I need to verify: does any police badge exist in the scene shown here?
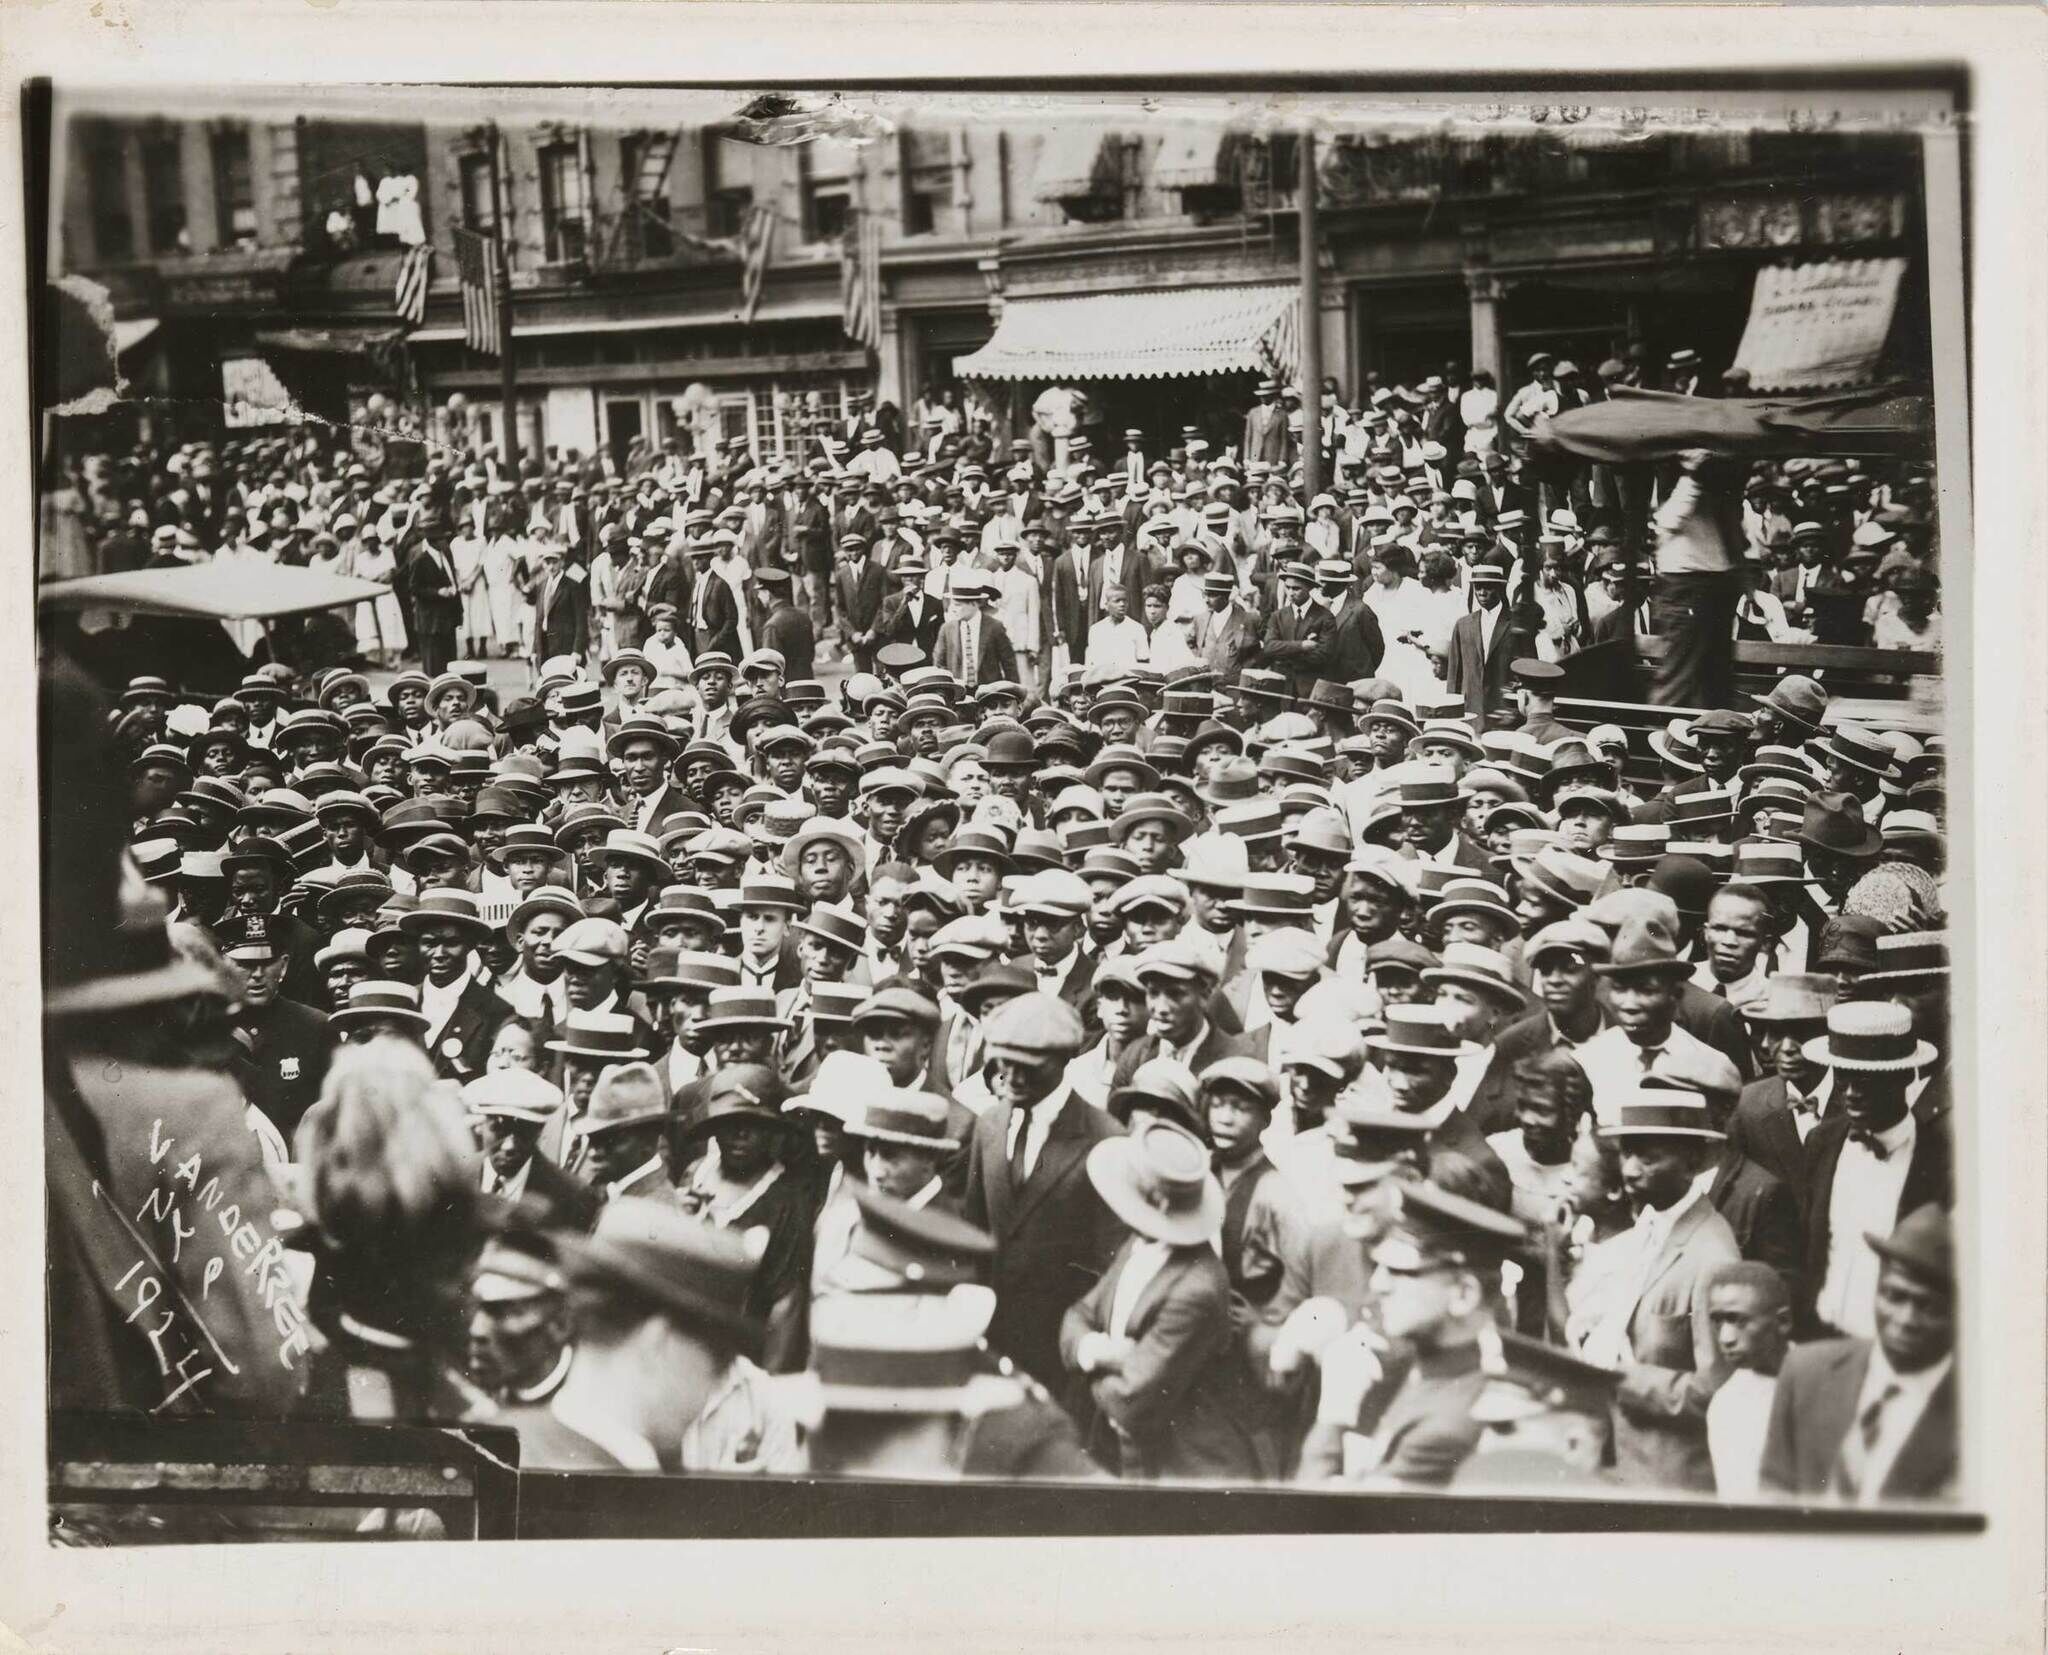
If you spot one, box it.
[279,1056,302,1080]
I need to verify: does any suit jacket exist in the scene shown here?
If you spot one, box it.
[1201,603,1258,681]
[1728,1078,1818,1216]
[1675,983,1757,1082]
[1442,606,1517,721]
[1242,403,1289,467]
[1798,1113,1953,1334]
[1261,601,1335,698]
[1049,550,1090,656]
[425,974,512,1084]
[961,1089,1128,1392]
[879,589,945,661]
[685,569,742,660]
[1058,1240,1262,1481]
[1709,1151,1805,1306]
[535,570,591,660]
[1758,1337,1958,1503]
[1086,545,1154,622]
[1461,1011,1599,1138]
[934,613,1020,689]
[1109,1023,1263,1090]
[1607,1196,1741,1495]
[1311,595,1387,684]
[760,603,816,680]
[408,540,463,626]
[833,560,889,640]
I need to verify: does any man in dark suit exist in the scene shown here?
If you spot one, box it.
[1464,920,1612,1136]
[933,576,1019,689]
[1199,576,1259,682]
[1759,1204,1957,1503]
[1442,563,1516,723]
[960,994,1127,1393]
[533,543,591,664]
[1307,563,1387,684]
[832,532,888,673]
[1726,973,1839,1206]
[1242,379,1289,467]
[684,543,742,662]
[404,892,511,1084]
[1796,1005,1953,1339]
[878,561,944,664]
[1258,568,1334,701]
[1085,531,1153,629]
[407,529,464,676]
[1047,518,1093,669]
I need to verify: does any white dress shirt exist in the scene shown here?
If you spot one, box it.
[1576,1021,1720,1126]
[1005,1085,1073,1182]
[1706,1366,1779,1500]
[1574,1171,1714,1368]
[1816,1111,1916,1337]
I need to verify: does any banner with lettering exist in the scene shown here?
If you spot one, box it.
[1730,257,1907,393]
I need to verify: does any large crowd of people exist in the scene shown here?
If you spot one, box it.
[43,346,1957,1510]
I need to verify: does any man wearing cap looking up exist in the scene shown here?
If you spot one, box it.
[1566,1085,1740,1493]
[1759,1204,1956,1503]
[550,916,660,1053]
[960,992,1127,1392]
[1113,935,1261,1088]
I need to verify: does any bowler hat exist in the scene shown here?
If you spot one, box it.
[1864,1203,1953,1290]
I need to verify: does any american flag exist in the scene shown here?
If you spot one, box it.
[738,202,776,326]
[452,226,503,356]
[392,243,432,327]
[840,210,882,350]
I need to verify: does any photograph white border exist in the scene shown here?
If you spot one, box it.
[0,7,2040,1651]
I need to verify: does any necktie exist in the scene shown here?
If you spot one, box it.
[1639,1044,1659,1072]
[962,620,978,686]
[1838,1381,1901,1500]
[1008,1106,1033,1188]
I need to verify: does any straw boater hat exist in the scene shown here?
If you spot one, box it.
[796,1284,1017,1417]
[1086,1119,1225,1247]
[1801,1001,1937,1073]
[329,980,432,1036]
[694,986,792,1037]
[1364,1003,1483,1062]
[544,1009,652,1062]
[847,1089,962,1153]
[1597,1086,1727,1142]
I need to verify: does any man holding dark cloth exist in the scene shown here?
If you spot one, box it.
[1650,450,1745,709]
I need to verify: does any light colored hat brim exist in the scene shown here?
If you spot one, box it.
[1086,1140,1224,1246]
[1361,1033,1484,1061]
[331,1007,432,1034]
[1800,1034,1938,1071]
[544,1039,654,1059]
[813,1373,1022,1417]
[845,1123,961,1152]
[691,1016,791,1036]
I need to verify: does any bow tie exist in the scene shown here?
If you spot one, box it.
[1848,1127,1893,1161]
[1787,1092,1820,1120]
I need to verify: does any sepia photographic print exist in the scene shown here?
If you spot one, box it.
[9,9,2045,1650]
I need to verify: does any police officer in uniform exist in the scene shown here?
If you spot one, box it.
[217,910,331,1138]
[1295,1179,1526,1487]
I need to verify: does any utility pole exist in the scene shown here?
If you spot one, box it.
[486,121,520,474]
[1297,128,1322,502]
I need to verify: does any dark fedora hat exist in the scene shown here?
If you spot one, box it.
[1795,791,1882,858]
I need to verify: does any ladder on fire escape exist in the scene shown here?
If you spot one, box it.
[602,127,685,265]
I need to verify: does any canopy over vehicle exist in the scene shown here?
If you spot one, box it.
[1533,383,1933,464]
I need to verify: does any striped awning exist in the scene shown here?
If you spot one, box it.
[1152,128,1233,193]
[1030,128,1123,203]
[953,283,1300,382]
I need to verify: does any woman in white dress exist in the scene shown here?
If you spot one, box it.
[1363,542,1456,703]
[451,524,495,657]
[481,522,525,657]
